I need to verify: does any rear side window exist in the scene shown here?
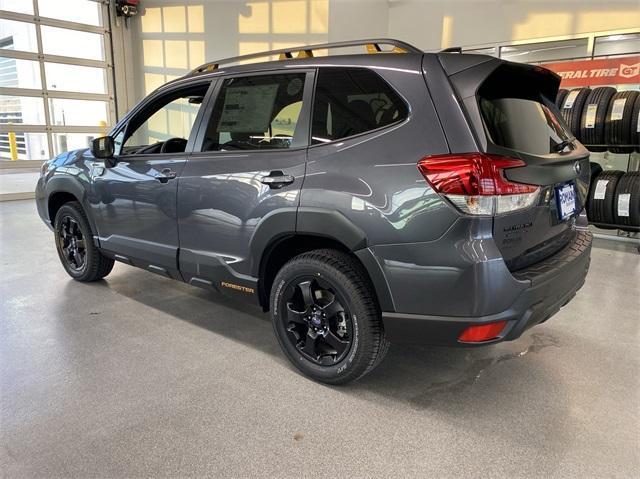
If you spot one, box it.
[311,68,408,144]
[478,65,572,155]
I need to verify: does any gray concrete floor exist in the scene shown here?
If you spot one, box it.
[1,199,639,478]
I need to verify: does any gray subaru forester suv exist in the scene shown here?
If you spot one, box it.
[36,39,592,384]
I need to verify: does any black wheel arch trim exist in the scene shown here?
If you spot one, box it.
[45,176,98,236]
[250,207,367,276]
[249,207,299,276]
[296,207,367,250]
[251,207,394,312]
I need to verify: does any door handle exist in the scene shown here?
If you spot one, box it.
[156,168,177,183]
[261,171,294,189]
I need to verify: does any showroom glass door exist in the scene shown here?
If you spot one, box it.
[0,0,115,164]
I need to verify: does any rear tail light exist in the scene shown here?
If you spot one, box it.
[417,153,540,215]
[458,320,507,343]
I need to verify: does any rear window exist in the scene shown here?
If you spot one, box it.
[477,63,572,155]
[311,68,408,144]
[480,97,572,155]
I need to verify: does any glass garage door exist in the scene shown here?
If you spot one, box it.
[0,0,115,162]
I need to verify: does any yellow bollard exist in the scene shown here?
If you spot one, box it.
[8,130,18,161]
[99,120,108,137]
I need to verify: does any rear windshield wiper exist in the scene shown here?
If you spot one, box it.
[553,137,576,152]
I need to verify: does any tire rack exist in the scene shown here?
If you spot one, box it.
[587,147,640,253]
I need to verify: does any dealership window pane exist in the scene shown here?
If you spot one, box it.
[41,26,105,61]
[0,19,37,53]
[52,133,99,156]
[37,0,102,26]
[0,56,41,89]
[594,33,640,57]
[0,132,48,160]
[0,0,34,14]
[49,98,109,126]
[0,96,46,124]
[45,63,107,94]
[500,38,589,63]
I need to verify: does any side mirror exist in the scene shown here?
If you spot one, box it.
[91,136,115,160]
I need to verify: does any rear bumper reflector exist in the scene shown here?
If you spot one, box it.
[458,320,507,343]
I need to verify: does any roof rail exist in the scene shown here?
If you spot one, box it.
[188,38,422,75]
[440,47,463,53]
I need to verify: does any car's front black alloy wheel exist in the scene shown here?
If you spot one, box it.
[54,201,114,282]
[283,277,353,366]
[57,215,86,271]
[271,249,389,384]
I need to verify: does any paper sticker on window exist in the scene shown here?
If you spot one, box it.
[617,193,630,217]
[584,104,597,129]
[610,98,626,121]
[593,179,609,200]
[217,84,279,133]
[563,90,580,109]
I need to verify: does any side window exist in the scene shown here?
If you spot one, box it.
[311,68,408,144]
[201,73,306,151]
[121,84,209,155]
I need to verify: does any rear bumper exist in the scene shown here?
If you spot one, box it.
[379,228,592,346]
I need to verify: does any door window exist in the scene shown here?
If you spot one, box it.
[311,68,408,144]
[121,84,208,155]
[200,73,306,151]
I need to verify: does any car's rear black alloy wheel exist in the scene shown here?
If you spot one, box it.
[57,215,86,271]
[283,277,353,366]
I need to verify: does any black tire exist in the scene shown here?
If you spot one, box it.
[559,87,590,141]
[270,249,389,384]
[604,90,639,153]
[580,87,616,152]
[587,170,624,225]
[631,94,640,153]
[613,171,640,228]
[589,162,603,183]
[54,201,114,282]
[555,89,569,109]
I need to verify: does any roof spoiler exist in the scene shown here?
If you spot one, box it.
[440,47,463,54]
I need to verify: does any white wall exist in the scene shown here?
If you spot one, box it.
[328,0,388,42]
[122,0,638,110]
[387,0,640,50]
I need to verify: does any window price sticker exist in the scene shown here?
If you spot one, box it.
[610,98,626,121]
[563,90,580,109]
[617,193,631,217]
[593,179,609,200]
[585,104,597,128]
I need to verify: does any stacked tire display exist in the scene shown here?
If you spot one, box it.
[587,169,640,231]
[558,87,591,142]
[555,89,569,110]
[555,86,640,152]
[604,91,639,153]
[580,87,617,152]
[632,95,640,152]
